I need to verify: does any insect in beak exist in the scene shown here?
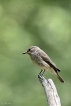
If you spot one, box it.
[22,51,27,54]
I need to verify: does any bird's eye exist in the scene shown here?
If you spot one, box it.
[28,49,31,51]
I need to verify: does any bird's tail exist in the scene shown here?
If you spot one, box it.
[57,74,64,83]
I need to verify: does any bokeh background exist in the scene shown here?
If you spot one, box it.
[0,0,71,106]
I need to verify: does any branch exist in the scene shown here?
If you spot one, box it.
[38,74,61,106]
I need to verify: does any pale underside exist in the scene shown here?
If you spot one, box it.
[30,54,57,76]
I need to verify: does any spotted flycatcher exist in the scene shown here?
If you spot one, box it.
[22,46,64,83]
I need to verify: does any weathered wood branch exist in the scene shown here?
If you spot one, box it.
[38,74,61,106]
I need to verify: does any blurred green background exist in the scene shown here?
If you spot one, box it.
[0,0,71,106]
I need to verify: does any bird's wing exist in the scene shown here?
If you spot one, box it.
[38,50,60,73]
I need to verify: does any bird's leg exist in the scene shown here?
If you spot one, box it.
[39,69,45,76]
[39,70,43,75]
[42,69,45,75]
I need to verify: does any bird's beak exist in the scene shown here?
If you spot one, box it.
[22,51,27,54]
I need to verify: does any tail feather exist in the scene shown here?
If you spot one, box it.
[52,66,61,72]
[57,74,64,83]
[56,68,61,72]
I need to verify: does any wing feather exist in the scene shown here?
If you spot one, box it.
[38,49,60,73]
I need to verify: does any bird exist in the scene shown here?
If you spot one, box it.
[22,46,64,83]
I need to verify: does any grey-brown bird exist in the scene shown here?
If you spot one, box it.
[22,46,64,83]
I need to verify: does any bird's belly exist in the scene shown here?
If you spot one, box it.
[33,60,46,69]
[31,56,50,69]
[30,55,56,74]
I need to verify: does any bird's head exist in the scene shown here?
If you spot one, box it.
[22,46,40,55]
